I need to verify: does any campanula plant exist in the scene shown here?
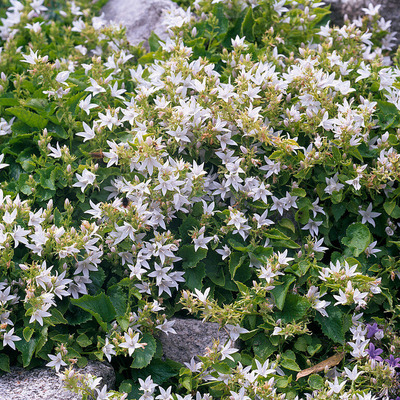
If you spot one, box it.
[0,0,400,399]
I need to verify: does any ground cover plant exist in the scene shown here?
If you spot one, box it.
[0,0,400,399]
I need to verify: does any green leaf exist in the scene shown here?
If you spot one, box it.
[205,260,225,287]
[281,357,300,371]
[384,201,400,218]
[213,362,231,374]
[148,31,161,52]
[6,106,48,129]
[0,97,19,106]
[295,207,309,225]
[0,354,10,372]
[307,342,322,356]
[184,263,206,290]
[377,99,399,115]
[214,3,229,35]
[241,7,254,42]
[229,252,246,280]
[77,334,92,347]
[23,326,34,342]
[275,376,290,388]
[108,285,128,317]
[179,215,200,243]
[315,305,351,344]
[131,358,181,385]
[294,336,308,352]
[131,334,157,369]
[331,203,346,222]
[25,98,48,112]
[54,208,62,227]
[275,294,311,323]
[279,218,296,233]
[308,374,324,390]
[251,333,276,360]
[71,293,116,331]
[35,326,48,356]
[119,380,132,395]
[264,228,289,240]
[66,306,92,325]
[341,222,371,257]
[291,187,306,197]
[179,245,207,269]
[271,275,296,310]
[38,168,56,190]
[48,307,68,325]
[272,239,300,249]
[15,335,38,367]
[332,146,341,162]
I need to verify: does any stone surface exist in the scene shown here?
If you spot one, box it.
[158,318,231,364]
[325,0,400,46]
[101,0,178,49]
[0,361,115,400]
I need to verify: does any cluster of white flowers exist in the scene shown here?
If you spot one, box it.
[0,0,400,399]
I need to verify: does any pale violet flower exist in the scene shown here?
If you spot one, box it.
[0,154,9,169]
[119,328,145,356]
[46,352,67,372]
[358,203,381,227]
[2,327,21,350]
[78,94,98,115]
[72,169,96,192]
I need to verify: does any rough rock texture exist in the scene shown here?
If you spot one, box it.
[158,318,231,364]
[325,0,400,46]
[101,0,178,48]
[0,361,115,400]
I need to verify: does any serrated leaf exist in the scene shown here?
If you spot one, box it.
[281,358,300,371]
[251,333,276,360]
[341,222,371,257]
[213,362,231,374]
[71,293,116,331]
[294,336,308,352]
[184,263,206,290]
[229,252,245,280]
[23,326,34,342]
[279,218,296,233]
[148,31,161,52]
[264,228,289,240]
[179,245,207,269]
[275,294,310,323]
[206,260,225,287]
[308,374,325,389]
[108,285,128,317]
[6,106,48,129]
[77,333,92,347]
[384,201,400,218]
[271,275,296,310]
[131,334,157,369]
[0,97,19,106]
[48,307,68,325]
[15,335,38,367]
[291,187,306,197]
[38,168,56,190]
[315,305,351,344]
[241,6,254,41]
[0,354,10,372]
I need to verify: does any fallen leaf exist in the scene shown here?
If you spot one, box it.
[296,352,345,381]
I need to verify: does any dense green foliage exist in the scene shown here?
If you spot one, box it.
[0,0,400,399]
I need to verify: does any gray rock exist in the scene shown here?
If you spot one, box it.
[158,318,231,364]
[0,361,115,400]
[101,0,178,49]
